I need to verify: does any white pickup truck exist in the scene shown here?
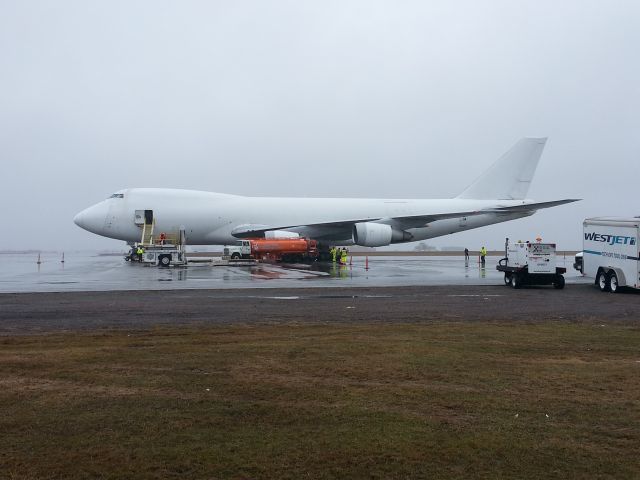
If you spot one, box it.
[583,217,640,293]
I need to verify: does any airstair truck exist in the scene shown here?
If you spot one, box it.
[583,217,640,293]
[497,239,566,289]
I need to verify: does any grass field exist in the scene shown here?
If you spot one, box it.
[1,322,639,479]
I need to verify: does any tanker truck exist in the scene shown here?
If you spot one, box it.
[223,238,319,263]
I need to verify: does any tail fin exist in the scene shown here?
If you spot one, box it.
[456,137,547,200]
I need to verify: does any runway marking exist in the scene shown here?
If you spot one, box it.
[447,294,503,297]
[263,296,301,300]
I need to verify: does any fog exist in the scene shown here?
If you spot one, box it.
[1,1,638,251]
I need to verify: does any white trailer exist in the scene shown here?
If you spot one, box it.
[583,217,640,293]
[496,239,566,289]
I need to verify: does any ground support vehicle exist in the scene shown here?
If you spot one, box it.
[496,239,565,289]
[126,243,187,267]
[223,238,319,263]
[583,217,640,293]
[125,224,187,267]
[143,244,186,267]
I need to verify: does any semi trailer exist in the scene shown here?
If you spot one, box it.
[583,217,640,293]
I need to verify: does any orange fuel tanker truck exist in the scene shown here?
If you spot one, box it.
[224,238,319,262]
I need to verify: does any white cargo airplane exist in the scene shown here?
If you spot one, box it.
[74,138,577,248]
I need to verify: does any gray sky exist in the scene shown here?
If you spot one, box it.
[1,0,638,251]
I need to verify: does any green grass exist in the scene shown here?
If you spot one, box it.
[1,322,639,479]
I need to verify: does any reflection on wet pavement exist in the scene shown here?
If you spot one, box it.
[0,253,587,293]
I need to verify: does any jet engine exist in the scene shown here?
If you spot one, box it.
[352,222,412,247]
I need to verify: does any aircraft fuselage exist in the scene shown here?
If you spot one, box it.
[74,188,532,245]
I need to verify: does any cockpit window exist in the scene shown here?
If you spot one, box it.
[109,193,124,199]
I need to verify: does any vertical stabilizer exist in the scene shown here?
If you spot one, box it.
[456,137,547,200]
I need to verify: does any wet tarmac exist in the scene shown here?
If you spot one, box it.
[0,252,587,293]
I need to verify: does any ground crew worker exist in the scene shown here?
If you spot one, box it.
[159,232,166,245]
[464,248,469,262]
[340,248,348,265]
[480,246,487,267]
[330,246,337,263]
[136,245,144,262]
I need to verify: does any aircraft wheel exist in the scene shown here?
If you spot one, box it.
[597,270,609,292]
[553,275,565,289]
[609,272,619,293]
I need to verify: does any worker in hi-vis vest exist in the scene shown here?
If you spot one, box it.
[480,246,487,266]
[136,246,144,262]
[330,247,337,263]
[340,248,348,265]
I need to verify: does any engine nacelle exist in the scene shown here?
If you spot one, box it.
[265,230,300,239]
[352,222,412,247]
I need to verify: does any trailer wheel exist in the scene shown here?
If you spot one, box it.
[231,252,241,260]
[597,270,609,292]
[510,273,521,289]
[159,255,171,267]
[504,273,511,285]
[553,274,565,289]
[608,272,619,293]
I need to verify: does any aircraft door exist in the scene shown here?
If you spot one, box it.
[134,210,154,225]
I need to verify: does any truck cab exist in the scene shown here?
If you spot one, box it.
[223,240,252,260]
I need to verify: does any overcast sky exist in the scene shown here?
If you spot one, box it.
[1,0,638,251]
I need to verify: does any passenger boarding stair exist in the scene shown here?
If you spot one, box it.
[141,220,155,245]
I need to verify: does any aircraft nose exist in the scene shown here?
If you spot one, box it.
[73,204,106,233]
[73,210,86,228]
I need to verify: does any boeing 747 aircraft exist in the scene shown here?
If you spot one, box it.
[74,138,578,248]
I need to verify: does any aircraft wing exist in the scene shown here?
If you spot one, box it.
[232,211,487,239]
[484,198,580,213]
[390,199,580,229]
[231,199,580,239]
